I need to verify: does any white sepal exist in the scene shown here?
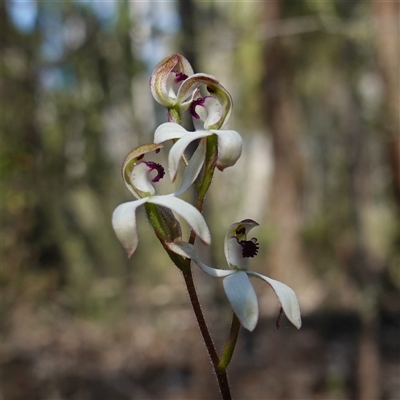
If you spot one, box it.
[112,198,149,258]
[168,131,211,182]
[167,241,233,277]
[154,122,189,144]
[212,129,242,171]
[248,271,302,329]
[174,140,206,197]
[223,271,259,331]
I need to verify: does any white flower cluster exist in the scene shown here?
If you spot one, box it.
[112,54,301,331]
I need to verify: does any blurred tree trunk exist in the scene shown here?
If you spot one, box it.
[340,86,382,400]
[177,0,197,70]
[355,3,400,399]
[261,0,314,305]
[2,1,65,291]
[373,0,400,206]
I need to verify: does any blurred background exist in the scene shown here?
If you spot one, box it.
[2,0,399,399]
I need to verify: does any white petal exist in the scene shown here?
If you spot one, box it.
[148,195,211,245]
[154,122,189,144]
[248,271,302,329]
[223,272,259,331]
[211,130,242,171]
[129,162,156,196]
[196,97,223,130]
[174,139,206,197]
[112,198,149,258]
[167,241,233,277]
[168,130,211,182]
[225,237,250,270]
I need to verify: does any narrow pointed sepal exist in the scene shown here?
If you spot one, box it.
[154,122,189,144]
[223,271,259,331]
[174,140,206,196]
[167,241,233,277]
[111,198,149,258]
[168,131,211,182]
[249,271,302,329]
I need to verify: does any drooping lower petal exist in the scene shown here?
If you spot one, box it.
[212,129,242,171]
[174,139,206,197]
[167,241,233,278]
[248,271,302,329]
[223,271,259,331]
[112,198,149,258]
[168,130,211,182]
[148,195,211,245]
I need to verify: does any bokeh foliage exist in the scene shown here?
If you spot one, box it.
[2,1,399,399]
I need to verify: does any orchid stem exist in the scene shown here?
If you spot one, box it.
[168,108,232,399]
[182,267,232,400]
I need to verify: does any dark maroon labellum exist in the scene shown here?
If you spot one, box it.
[144,161,165,182]
[174,72,188,83]
[189,97,205,119]
[237,237,259,258]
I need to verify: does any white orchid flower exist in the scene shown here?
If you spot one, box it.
[168,219,301,332]
[150,53,225,111]
[154,91,242,183]
[112,143,211,258]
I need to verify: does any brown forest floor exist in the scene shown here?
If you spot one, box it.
[2,299,399,400]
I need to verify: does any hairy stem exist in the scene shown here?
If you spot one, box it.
[167,108,232,399]
[182,268,232,400]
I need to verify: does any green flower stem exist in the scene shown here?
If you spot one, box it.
[198,134,218,199]
[218,313,241,372]
[189,135,218,245]
[168,107,181,124]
